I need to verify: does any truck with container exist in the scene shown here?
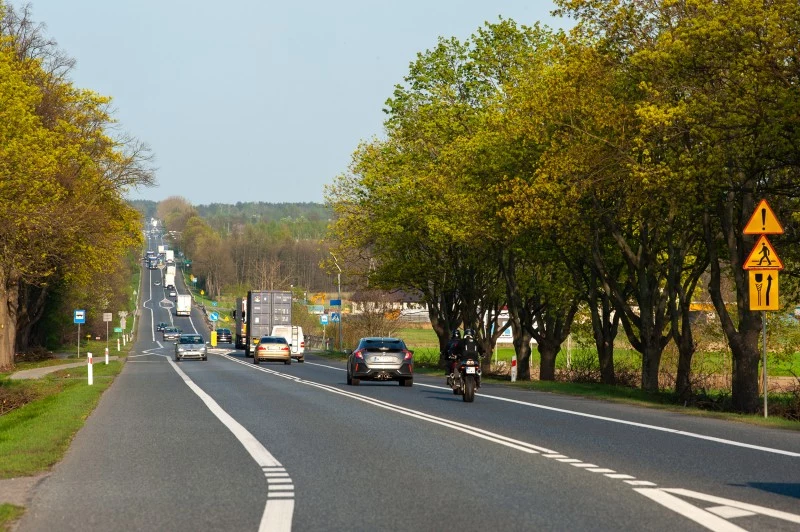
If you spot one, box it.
[165,249,175,263]
[158,245,165,254]
[245,290,292,356]
[233,297,247,350]
[164,272,175,289]
[166,264,176,277]
[176,294,192,316]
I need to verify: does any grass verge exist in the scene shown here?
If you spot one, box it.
[0,504,24,532]
[0,361,123,478]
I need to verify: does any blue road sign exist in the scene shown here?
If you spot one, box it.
[320,314,329,325]
[209,311,219,322]
[331,312,340,323]
[330,299,341,306]
[74,309,86,324]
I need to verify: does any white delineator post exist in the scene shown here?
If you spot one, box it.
[117,338,120,352]
[88,352,93,385]
[511,355,518,382]
[105,346,109,365]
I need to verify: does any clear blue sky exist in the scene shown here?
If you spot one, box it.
[20,1,568,205]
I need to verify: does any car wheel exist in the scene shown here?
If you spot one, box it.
[298,358,305,363]
[253,355,260,365]
[175,355,180,362]
[351,376,360,386]
[203,356,207,361]
[284,358,291,365]
[401,378,413,387]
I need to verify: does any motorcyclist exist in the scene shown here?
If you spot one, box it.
[445,329,461,385]
[450,328,481,386]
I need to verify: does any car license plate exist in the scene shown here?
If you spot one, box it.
[372,356,392,362]
[465,367,476,374]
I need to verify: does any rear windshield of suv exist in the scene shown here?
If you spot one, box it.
[362,339,405,350]
[217,329,231,334]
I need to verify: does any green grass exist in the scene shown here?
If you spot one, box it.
[0,361,123,478]
[0,504,24,531]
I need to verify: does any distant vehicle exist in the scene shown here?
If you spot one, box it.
[157,322,169,332]
[175,334,207,361]
[154,281,161,286]
[253,336,291,365]
[233,297,247,350]
[271,325,305,362]
[176,294,191,316]
[347,337,413,387]
[215,328,232,343]
[162,327,181,341]
[168,287,177,298]
[245,290,292,356]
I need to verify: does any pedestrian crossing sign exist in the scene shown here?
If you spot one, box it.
[743,235,783,270]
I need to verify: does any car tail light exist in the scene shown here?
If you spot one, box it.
[282,346,290,352]
[403,350,412,361]
[257,344,266,352]
[353,349,365,360]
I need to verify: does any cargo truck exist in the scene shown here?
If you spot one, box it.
[166,264,176,277]
[176,294,191,316]
[165,249,175,263]
[245,290,292,356]
[233,297,247,349]
[164,272,175,289]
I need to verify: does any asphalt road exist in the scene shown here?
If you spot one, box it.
[16,236,800,531]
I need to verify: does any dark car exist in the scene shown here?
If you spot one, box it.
[162,327,181,341]
[157,322,169,332]
[215,328,232,343]
[347,337,413,387]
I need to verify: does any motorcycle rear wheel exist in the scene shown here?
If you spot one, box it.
[463,375,476,402]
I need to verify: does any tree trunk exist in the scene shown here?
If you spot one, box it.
[673,302,696,401]
[0,270,20,370]
[537,339,560,381]
[641,343,663,392]
[589,286,618,385]
[511,323,533,381]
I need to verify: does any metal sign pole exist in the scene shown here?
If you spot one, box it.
[762,310,768,418]
[77,322,81,360]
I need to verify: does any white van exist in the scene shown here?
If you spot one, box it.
[271,325,305,362]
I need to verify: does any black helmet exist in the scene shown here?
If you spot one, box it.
[451,329,461,339]
[464,329,474,339]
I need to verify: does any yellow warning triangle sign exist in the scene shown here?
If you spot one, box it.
[743,235,783,270]
[743,199,783,234]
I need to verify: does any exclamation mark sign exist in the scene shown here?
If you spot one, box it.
[762,208,766,231]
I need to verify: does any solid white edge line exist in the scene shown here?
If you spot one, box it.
[635,489,747,532]
[308,360,800,458]
[167,357,292,532]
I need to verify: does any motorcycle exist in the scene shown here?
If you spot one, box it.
[448,354,481,402]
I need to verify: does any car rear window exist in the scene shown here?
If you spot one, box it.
[217,329,231,334]
[259,337,286,344]
[362,339,405,350]
[180,336,203,344]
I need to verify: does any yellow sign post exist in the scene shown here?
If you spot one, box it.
[743,199,782,418]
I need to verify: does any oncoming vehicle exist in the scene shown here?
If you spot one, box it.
[215,328,232,343]
[156,322,169,332]
[347,337,413,387]
[253,336,291,365]
[175,334,207,361]
[162,327,181,341]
